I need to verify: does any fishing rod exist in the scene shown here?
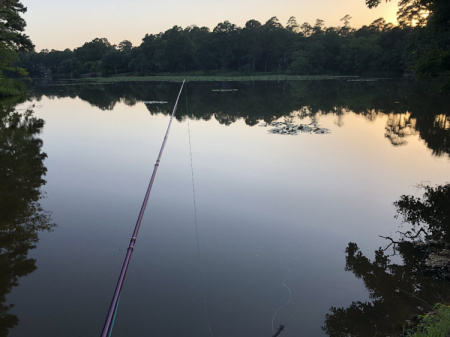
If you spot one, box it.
[101,80,186,337]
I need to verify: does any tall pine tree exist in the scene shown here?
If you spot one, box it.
[0,0,34,96]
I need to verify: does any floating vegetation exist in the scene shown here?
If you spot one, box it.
[259,121,330,135]
[87,74,358,83]
[211,89,238,92]
[143,101,168,104]
[346,78,389,82]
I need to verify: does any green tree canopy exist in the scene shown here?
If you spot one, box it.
[365,0,450,30]
[0,0,33,96]
[74,37,113,63]
[0,0,33,51]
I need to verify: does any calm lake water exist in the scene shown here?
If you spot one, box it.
[3,80,450,337]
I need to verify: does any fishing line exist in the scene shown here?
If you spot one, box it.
[271,264,293,333]
[186,84,200,260]
[185,84,215,337]
[101,80,186,337]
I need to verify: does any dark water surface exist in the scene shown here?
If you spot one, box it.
[2,80,450,337]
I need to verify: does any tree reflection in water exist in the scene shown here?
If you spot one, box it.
[323,184,450,337]
[384,112,417,146]
[31,80,450,157]
[0,101,55,337]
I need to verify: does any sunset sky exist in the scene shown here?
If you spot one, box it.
[23,0,399,51]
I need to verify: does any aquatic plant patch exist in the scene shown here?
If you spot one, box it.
[211,89,238,92]
[143,101,168,104]
[259,121,331,135]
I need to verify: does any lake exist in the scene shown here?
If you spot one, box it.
[2,79,450,337]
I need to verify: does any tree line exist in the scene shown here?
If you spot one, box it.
[15,12,449,80]
[2,0,449,93]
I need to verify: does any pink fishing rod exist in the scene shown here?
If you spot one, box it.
[101,80,186,337]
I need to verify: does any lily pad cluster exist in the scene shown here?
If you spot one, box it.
[211,89,238,92]
[143,101,168,104]
[259,121,330,135]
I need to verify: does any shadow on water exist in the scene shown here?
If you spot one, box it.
[0,98,55,337]
[323,183,450,337]
[31,79,450,157]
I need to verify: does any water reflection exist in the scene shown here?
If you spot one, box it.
[31,80,450,157]
[0,100,55,337]
[19,80,450,337]
[323,184,450,336]
[385,112,417,146]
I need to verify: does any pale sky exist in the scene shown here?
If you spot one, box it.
[23,0,399,51]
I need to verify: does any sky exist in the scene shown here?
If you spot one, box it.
[23,0,399,51]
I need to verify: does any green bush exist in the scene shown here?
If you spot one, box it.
[0,78,26,97]
[408,304,450,337]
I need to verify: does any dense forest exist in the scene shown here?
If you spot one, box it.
[0,0,448,91]
[17,16,406,77]
[14,0,450,83]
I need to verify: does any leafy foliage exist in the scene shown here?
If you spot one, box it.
[407,304,450,337]
[365,0,450,87]
[0,0,33,96]
[0,0,33,52]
